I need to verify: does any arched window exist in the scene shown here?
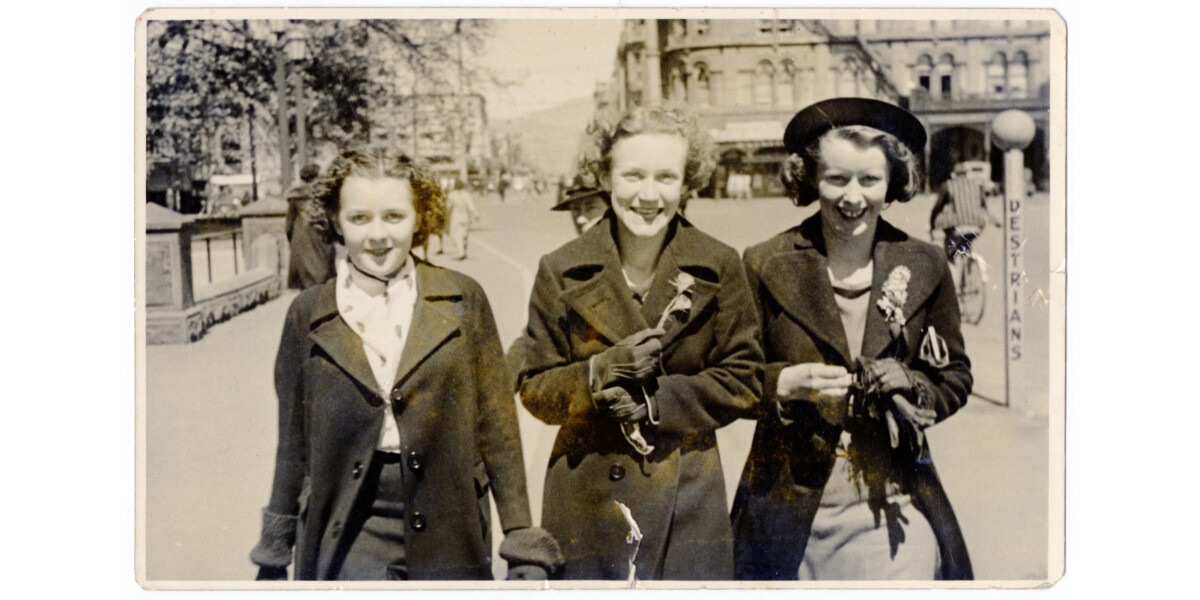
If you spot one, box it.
[755,60,774,107]
[937,53,955,99]
[987,51,1008,99]
[691,62,712,106]
[914,54,933,94]
[669,65,686,102]
[1008,51,1029,99]
[776,59,796,109]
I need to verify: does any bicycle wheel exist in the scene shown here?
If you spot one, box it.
[958,255,986,325]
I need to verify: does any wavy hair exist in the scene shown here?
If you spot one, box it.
[780,125,922,207]
[312,147,448,248]
[578,105,716,193]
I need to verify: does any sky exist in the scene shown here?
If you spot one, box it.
[475,19,624,121]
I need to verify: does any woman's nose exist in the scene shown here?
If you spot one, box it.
[842,181,865,205]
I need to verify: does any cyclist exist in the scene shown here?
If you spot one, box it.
[929,166,1002,290]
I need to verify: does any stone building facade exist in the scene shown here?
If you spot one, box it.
[605,18,1051,197]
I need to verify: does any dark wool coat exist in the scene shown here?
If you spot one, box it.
[517,215,764,580]
[284,184,335,290]
[730,215,974,581]
[259,260,532,580]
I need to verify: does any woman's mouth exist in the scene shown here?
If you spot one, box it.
[633,205,661,221]
[836,203,868,220]
[365,247,393,260]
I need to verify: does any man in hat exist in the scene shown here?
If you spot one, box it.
[553,174,609,235]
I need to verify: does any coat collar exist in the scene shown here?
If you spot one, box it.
[759,214,942,364]
[307,259,463,395]
[557,214,722,348]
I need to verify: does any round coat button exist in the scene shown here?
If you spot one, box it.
[351,462,364,479]
[609,465,625,481]
[407,452,424,472]
[409,512,427,532]
[390,388,405,403]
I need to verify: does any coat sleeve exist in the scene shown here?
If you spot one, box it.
[516,256,595,426]
[466,281,533,533]
[250,296,309,569]
[649,250,765,434]
[909,259,973,423]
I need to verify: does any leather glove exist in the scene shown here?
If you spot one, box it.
[589,328,665,392]
[591,386,649,422]
[865,358,917,395]
[507,564,549,580]
[256,566,288,581]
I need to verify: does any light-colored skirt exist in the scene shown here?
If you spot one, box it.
[799,435,938,581]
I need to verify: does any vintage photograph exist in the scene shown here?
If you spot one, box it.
[137,7,1064,588]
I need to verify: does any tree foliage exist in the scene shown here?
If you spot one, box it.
[145,18,495,181]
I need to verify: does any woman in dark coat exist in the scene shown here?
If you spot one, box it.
[516,106,764,580]
[250,148,561,581]
[731,98,973,581]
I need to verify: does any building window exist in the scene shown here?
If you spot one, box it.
[776,59,796,109]
[754,61,774,107]
[1008,51,1029,99]
[695,20,710,35]
[936,54,955,100]
[670,65,686,102]
[914,54,933,94]
[987,51,1008,99]
[691,63,712,106]
[759,19,774,33]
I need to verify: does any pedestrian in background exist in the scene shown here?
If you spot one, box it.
[515,106,763,580]
[552,172,609,235]
[731,98,973,581]
[285,164,335,289]
[446,179,478,260]
[251,148,562,581]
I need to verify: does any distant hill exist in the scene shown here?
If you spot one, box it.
[493,95,597,178]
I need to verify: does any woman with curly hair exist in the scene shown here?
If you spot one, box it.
[731,98,973,580]
[515,106,764,580]
[250,147,562,581]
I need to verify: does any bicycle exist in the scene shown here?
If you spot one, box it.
[938,226,987,326]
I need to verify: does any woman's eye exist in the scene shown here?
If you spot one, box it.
[384,212,407,223]
[860,175,881,185]
[825,175,848,185]
[347,214,370,225]
[657,172,680,183]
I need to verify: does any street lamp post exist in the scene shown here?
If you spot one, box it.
[269,20,291,195]
[286,28,308,172]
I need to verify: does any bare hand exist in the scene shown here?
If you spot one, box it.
[777,363,852,402]
[892,394,936,429]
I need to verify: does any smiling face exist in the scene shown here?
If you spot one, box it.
[335,176,417,280]
[606,133,689,239]
[815,135,891,243]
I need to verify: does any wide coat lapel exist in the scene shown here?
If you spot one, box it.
[757,217,853,366]
[557,217,651,345]
[861,219,943,359]
[393,261,463,387]
[648,220,722,352]
[307,282,381,396]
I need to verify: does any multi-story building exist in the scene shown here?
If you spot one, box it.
[368,92,492,186]
[604,18,1051,197]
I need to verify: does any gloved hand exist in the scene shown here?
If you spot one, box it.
[591,386,649,422]
[589,328,665,392]
[864,359,936,428]
[256,565,288,581]
[499,527,564,580]
[507,564,549,580]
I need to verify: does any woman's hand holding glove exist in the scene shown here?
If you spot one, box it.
[865,358,936,428]
[592,386,649,422]
[776,363,853,426]
[589,328,665,392]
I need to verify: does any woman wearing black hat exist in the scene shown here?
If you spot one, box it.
[730,98,973,580]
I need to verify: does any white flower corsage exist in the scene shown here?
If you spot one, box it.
[877,265,911,336]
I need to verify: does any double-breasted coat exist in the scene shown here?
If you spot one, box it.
[257,260,533,580]
[730,215,974,580]
[517,215,764,580]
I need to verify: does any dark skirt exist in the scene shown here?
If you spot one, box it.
[334,451,409,581]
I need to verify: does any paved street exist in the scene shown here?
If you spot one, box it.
[144,189,1053,582]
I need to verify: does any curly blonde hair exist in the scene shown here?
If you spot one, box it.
[577,105,716,193]
[313,147,448,248]
[781,126,922,207]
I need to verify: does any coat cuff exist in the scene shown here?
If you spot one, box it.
[499,526,565,576]
[249,508,298,569]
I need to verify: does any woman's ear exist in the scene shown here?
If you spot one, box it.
[598,170,611,192]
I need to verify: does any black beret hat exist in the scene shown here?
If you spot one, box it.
[784,97,927,155]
